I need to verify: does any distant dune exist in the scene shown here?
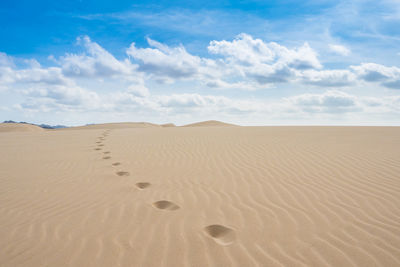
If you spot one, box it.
[182,120,238,127]
[59,122,161,130]
[161,123,176,127]
[0,123,44,132]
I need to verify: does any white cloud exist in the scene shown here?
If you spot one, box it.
[208,34,322,85]
[287,90,359,113]
[127,37,209,80]
[209,34,322,70]
[329,44,351,56]
[60,36,136,78]
[0,52,15,67]
[2,35,400,95]
[125,34,325,88]
[14,67,72,85]
[2,34,400,125]
[155,93,263,116]
[208,33,275,65]
[204,79,268,90]
[23,85,101,108]
[126,83,149,97]
[0,59,72,87]
[351,63,400,81]
[351,63,400,89]
[0,66,15,86]
[301,69,356,87]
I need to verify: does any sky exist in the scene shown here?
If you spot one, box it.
[1,0,400,126]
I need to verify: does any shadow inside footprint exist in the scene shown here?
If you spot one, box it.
[203,225,236,246]
[136,182,151,189]
[152,200,180,211]
[112,162,121,166]
[95,148,101,150]
[116,171,129,176]
[98,144,104,147]
[103,156,111,159]
[103,151,110,154]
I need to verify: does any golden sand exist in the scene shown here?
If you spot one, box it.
[1,123,400,266]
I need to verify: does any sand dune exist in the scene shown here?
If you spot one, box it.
[161,123,176,127]
[182,120,238,127]
[60,122,161,130]
[1,126,400,266]
[0,123,44,132]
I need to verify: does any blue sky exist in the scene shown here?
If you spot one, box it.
[1,0,400,125]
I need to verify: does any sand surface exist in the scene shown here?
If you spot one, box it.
[0,123,44,132]
[1,126,400,266]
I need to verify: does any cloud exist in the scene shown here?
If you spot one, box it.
[329,44,351,56]
[208,34,322,85]
[383,80,400,89]
[2,34,400,126]
[125,33,327,88]
[14,67,72,85]
[23,85,101,108]
[47,33,399,92]
[208,34,322,70]
[208,33,275,65]
[204,79,267,90]
[301,69,356,87]
[287,90,359,113]
[351,63,400,89]
[127,38,201,80]
[155,93,263,116]
[0,54,72,87]
[60,36,136,78]
[0,52,14,67]
[351,63,400,81]
[127,37,223,84]
[3,34,400,95]
[0,66,15,86]
[126,83,149,97]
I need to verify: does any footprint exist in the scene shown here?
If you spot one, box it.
[203,225,236,246]
[98,144,104,147]
[96,141,102,144]
[152,200,180,211]
[136,182,151,189]
[103,156,111,159]
[103,151,111,154]
[116,171,129,176]
[112,162,121,166]
[95,148,102,150]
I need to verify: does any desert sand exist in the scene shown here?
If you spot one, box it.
[1,123,400,266]
[0,123,44,132]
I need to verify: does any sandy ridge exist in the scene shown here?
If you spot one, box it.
[0,123,44,132]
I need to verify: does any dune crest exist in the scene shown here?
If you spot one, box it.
[0,123,44,132]
[59,122,161,130]
[161,123,176,127]
[182,120,238,127]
